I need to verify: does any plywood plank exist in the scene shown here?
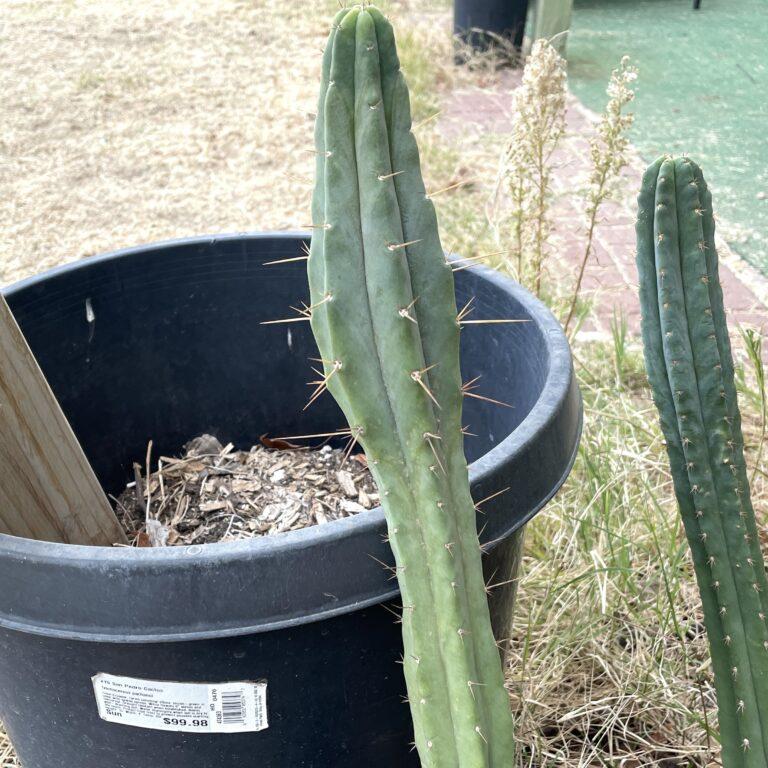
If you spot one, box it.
[0,295,127,545]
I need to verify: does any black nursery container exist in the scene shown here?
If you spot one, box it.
[0,234,581,768]
[454,0,530,56]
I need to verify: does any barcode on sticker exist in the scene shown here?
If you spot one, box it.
[221,692,245,725]
[92,673,268,734]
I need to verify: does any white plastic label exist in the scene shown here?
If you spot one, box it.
[92,673,268,733]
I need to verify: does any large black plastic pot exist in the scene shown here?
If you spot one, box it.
[454,0,530,56]
[0,233,581,767]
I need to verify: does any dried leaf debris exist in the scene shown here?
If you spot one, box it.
[115,435,379,546]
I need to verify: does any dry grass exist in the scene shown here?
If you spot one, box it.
[506,337,768,767]
[509,349,720,767]
[2,0,319,282]
[2,1,767,766]
[0,0,449,286]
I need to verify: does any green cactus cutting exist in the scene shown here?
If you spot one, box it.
[307,6,515,766]
[637,156,768,766]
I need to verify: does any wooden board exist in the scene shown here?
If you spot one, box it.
[0,294,127,545]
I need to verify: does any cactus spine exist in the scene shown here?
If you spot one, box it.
[637,156,768,766]
[308,6,515,766]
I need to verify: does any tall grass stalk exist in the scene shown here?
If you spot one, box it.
[563,56,637,332]
[739,327,767,486]
[491,40,566,295]
[610,307,629,390]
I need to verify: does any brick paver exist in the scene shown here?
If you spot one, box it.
[441,71,768,340]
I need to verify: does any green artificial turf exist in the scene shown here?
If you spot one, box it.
[567,0,768,272]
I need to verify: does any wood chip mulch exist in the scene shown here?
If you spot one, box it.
[114,434,379,546]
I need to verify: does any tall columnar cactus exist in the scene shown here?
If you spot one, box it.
[307,6,515,766]
[637,156,768,766]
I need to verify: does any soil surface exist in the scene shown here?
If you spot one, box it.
[115,434,379,546]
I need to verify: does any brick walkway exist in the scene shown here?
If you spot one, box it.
[441,71,768,340]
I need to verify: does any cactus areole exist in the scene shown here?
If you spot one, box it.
[637,156,768,767]
[308,6,516,766]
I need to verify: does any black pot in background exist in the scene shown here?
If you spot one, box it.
[454,0,530,58]
[0,233,581,768]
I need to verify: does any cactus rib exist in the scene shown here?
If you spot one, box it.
[308,7,514,766]
[637,156,768,766]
